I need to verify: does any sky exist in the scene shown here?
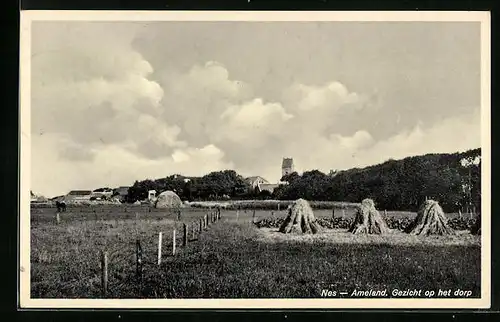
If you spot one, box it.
[30,21,482,197]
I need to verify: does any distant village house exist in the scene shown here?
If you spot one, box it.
[245,176,269,189]
[65,190,93,201]
[244,157,295,195]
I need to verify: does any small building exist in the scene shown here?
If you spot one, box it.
[257,183,279,194]
[30,191,48,203]
[148,190,157,201]
[91,188,113,200]
[245,176,270,189]
[65,190,93,201]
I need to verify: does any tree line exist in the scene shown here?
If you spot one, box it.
[126,148,481,212]
[126,170,253,203]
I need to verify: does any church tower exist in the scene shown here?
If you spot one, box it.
[282,158,294,177]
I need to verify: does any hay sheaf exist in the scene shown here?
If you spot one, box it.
[155,190,183,209]
[406,200,454,236]
[279,198,321,234]
[348,198,389,235]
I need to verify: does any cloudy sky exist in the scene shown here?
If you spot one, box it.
[30,21,481,197]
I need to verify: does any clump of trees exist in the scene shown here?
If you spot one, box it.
[275,148,481,213]
[126,170,250,203]
[125,148,481,213]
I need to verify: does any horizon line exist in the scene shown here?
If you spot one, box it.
[32,147,481,199]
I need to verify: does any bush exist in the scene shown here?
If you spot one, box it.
[254,216,477,231]
[188,200,359,210]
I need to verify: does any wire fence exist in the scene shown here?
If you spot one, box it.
[31,208,224,298]
[30,205,480,298]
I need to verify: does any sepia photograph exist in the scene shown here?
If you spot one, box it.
[19,11,490,309]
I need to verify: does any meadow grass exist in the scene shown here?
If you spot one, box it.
[30,207,481,299]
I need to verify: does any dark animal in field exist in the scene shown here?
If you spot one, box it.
[56,201,67,212]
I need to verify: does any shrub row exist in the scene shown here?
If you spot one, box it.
[32,200,359,211]
[188,200,359,210]
[254,216,477,231]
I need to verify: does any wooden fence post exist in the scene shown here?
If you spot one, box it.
[199,218,203,232]
[100,250,108,297]
[342,209,345,217]
[56,213,60,225]
[183,223,188,247]
[157,232,162,266]
[237,210,240,221]
[278,203,280,211]
[332,208,335,219]
[172,229,176,256]
[192,222,196,240]
[384,209,387,217]
[136,239,143,281]
[218,208,221,219]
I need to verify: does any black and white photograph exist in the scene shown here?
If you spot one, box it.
[19,11,491,309]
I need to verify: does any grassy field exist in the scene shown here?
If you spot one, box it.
[30,206,481,299]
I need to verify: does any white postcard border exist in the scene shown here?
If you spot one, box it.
[19,10,491,309]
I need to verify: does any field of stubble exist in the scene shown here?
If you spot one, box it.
[30,206,481,298]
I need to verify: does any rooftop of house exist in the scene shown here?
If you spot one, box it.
[67,190,93,196]
[245,176,269,183]
[258,183,280,192]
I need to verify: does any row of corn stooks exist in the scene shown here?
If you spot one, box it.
[254,198,481,236]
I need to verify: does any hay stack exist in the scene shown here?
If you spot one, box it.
[349,198,389,234]
[405,200,454,235]
[155,190,182,209]
[279,199,321,234]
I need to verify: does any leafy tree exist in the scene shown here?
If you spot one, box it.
[123,148,480,212]
[280,171,300,183]
[274,148,480,212]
